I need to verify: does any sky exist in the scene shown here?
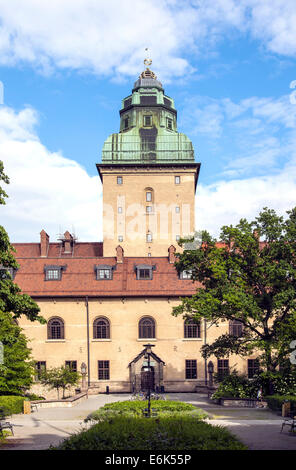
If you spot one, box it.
[0,0,296,243]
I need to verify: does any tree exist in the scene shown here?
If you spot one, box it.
[0,160,45,323]
[0,311,34,395]
[40,366,80,399]
[0,161,45,395]
[172,207,296,390]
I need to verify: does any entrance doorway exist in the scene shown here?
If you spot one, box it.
[141,366,155,392]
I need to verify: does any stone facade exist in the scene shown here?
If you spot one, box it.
[14,64,255,398]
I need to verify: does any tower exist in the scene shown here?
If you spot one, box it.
[97,58,200,257]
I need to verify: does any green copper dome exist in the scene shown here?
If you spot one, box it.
[101,66,195,164]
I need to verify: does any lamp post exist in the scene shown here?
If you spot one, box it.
[208,361,214,388]
[144,343,155,417]
[81,362,87,391]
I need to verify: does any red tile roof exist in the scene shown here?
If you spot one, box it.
[12,243,199,298]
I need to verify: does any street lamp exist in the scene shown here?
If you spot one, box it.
[81,362,87,390]
[143,343,155,417]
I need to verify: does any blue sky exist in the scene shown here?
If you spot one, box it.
[0,0,296,242]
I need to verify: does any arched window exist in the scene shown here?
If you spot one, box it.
[229,320,243,337]
[47,317,64,340]
[93,317,110,339]
[139,316,155,339]
[184,319,200,338]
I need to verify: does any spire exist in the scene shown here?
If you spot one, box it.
[133,49,163,91]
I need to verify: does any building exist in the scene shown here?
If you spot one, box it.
[14,61,254,397]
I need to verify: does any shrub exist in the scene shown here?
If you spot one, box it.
[211,371,257,400]
[51,416,246,450]
[87,399,208,422]
[0,395,27,415]
[265,395,296,412]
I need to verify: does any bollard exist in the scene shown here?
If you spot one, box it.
[282,401,291,417]
[23,400,31,414]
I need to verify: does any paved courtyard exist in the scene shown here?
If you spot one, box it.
[1,393,295,450]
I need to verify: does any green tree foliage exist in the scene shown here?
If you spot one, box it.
[40,366,80,399]
[0,161,45,395]
[173,207,296,377]
[0,311,34,395]
[0,161,45,323]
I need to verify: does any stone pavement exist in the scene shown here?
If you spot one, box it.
[1,392,296,450]
[0,393,132,450]
[167,393,296,450]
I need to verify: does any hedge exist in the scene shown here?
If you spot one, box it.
[51,415,247,450]
[265,395,296,412]
[0,395,28,415]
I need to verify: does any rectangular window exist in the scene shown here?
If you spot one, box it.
[98,360,110,380]
[217,359,229,381]
[185,360,197,379]
[35,361,46,381]
[146,206,152,213]
[175,176,180,184]
[65,361,77,372]
[46,269,60,280]
[248,359,259,379]
[146,191,152,202]
[144,115,152,127]
[176,235,180,241]
[117,176,123,185]
[166,117,173,130]
[180,270,192,279]
[175,206,180,213]
[98,269,111,280]
[139,268,151,279]
[124,117,129,129]
[118,236,123,242]
[184,321,200,339]
[118,207,122,214]
[146,233,153,243]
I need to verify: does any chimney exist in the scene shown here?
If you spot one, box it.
[168,245,176,264]
[40,230,49,257]
[63,231,73,253]
[116,245,124,264]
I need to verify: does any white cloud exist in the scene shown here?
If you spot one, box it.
[196,165,296,238]
[0,1,295,81]
[0,105,101,242]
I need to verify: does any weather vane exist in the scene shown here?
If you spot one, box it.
[144,48,152,68]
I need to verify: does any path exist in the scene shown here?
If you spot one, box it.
[1,392,296,450]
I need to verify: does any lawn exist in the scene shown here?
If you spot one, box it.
[51,399,247,450]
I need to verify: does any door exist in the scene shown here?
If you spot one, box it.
[141,367,155,392]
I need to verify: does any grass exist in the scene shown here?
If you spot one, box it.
[51,399,247,450]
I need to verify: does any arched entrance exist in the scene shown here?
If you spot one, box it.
[141,366,155,392]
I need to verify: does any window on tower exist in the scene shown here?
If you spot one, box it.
[143,115,152,127]
[166,117,173,130]
[123,116,129,130]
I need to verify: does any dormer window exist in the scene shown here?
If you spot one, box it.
[44,265,66,281]
[135,264,155,280]
[0,265,16,280]
[95,265,115,280]
[180,270,192,279]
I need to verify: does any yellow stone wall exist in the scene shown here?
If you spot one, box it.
[100,166,197,257]
[18,296,253,396]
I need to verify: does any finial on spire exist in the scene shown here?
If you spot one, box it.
[144,48,152,68]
